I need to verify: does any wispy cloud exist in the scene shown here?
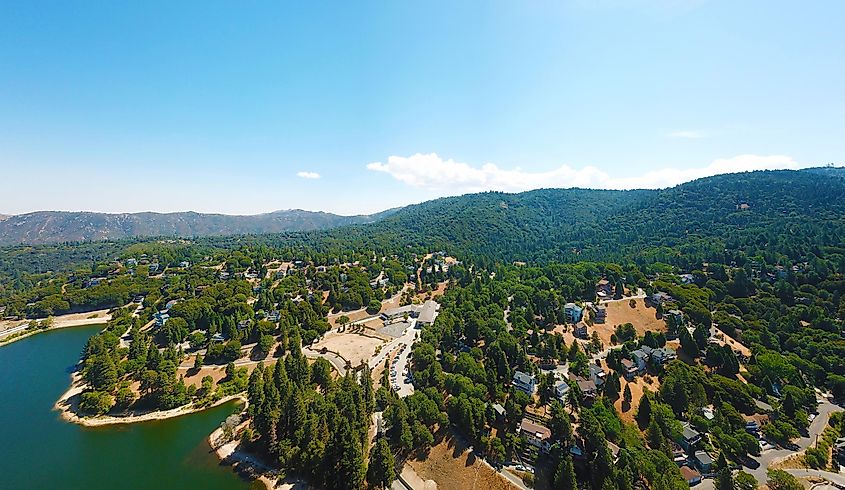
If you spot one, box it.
[296,171,321,180]
[668,130,707,139]
[366,153,800,193]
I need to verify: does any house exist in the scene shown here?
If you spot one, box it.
[555,380,571,403]
[148,263,160,274]
[702,407,715,421]
[596,280,613,299]
[589,364,606,387]
[179,261,190,268]
[692,451,713,473]
[519,418,552,453]
[512,371,537,395]
[165,299,179,310]
[564,303,584,323]
[631,347,651,372]
[649,292,672,306]
[572,375,597,402]
[671,442,687,465]
[593,304,607,323]
[267,310,281,322]
[316,265,327,273]
[211,332,225,342]
[680,465,702,486]
[492,403,506,421]
[676,423,702,451]
[667,309,684,326]
[126,258,138,267]
[679,274,696,285]
[219,271,231,280]
[621,359,638,380]
[154,311,170,327]
[417,300,439,326]
[84,277,105,288]
[652,347,677,365]
[573,322,589,339]
[237,320,251,331]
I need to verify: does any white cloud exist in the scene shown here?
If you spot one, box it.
[296,171,321,179]
[366,153,800,193]
[668,130,707,139]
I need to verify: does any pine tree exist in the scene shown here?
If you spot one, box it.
[636,392,652,428]
[367,438,395,489]
[716,452,734,490]
[553,454,578,490]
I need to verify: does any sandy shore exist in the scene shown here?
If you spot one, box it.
[0,310,112,346]
[54,371,247,427]
[209,425,310,490]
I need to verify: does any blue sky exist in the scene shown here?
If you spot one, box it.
[1,0,843,215]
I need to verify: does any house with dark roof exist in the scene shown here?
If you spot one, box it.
[652,347,677,365]
[574,322,589,339]
[512,371,537,395]
[676,423,702,451]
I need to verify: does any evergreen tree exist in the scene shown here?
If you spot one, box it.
[367,438,395,489]
[553,454,578,490]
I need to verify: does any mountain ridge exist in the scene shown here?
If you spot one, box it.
[2,167,843,247]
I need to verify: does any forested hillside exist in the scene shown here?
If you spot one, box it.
[0,208,395,246]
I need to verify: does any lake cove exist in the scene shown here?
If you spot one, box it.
[0,325,256,490]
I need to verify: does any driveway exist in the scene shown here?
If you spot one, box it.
[743,399,843,485]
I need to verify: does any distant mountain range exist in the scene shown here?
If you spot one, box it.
[0,209,396,246]
[2,167,843,249]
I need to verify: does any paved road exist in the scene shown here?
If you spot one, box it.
[303,347,348,376]
[744,399,843,485]
[786,468,845,486]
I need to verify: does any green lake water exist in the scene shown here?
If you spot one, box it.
[0,326,255,490]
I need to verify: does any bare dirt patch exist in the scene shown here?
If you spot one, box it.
[615,375,661,425]
[595,298,667,346]
[408,432,518,490]
[312,331,386,367]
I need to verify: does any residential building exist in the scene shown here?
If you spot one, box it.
[237,319,251,331]
[621,359,638,380]
[154,311,170,327]
[649,292,672,306]
[692,451,713,473]
[652,347,677,365]
[267,310,280,322]
[676,423,702,451]
[573,322,588,339]
[631,348,650,372]
[179,261,190,268]
[519,418,552,453]
[680,466,702,486]
[492,403,506,422]
[667,309,684,326]
[555,381,571,403]
[589,364,606,387]
[512,371,537,395]
[572,375,597,402]
[593,304,607,323]
[564,303,584,323]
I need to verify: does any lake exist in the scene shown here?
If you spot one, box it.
[0,325,255,489]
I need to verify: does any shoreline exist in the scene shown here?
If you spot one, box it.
[54,371,247,427]
[0,310,113,347]
[0,319,109,347]
[209,425,300,490]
